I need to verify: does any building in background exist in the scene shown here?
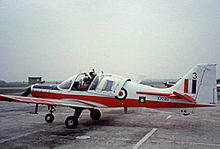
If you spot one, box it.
[28,76,42,84]
[0,80,6,84]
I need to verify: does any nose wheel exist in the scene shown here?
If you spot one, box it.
[45,105,56,123]
[45,113,54,123]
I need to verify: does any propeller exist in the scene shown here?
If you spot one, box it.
[20,80,45,114]
[20,86,39,114]
[21,86,31,96]
[21,80,45,97]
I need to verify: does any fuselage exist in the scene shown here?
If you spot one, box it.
[31,80,216,115]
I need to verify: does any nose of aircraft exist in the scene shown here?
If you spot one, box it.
[21,86,32,96]
[21,80,46,97]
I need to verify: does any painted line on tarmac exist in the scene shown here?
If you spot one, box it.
[0,130,41,144]
[132,128,158,149]
[166,115,172,120]
[151,140,220,147]
[0,125,63,144]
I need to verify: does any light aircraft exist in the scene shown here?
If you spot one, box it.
[0,64,218,129]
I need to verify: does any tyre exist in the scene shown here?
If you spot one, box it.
[65,116,78,129]
[90,109,101,120]
[45,113,54,123]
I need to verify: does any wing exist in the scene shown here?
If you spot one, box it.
[0,94,106,109]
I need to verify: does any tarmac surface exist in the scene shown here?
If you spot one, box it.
[0,101,220,149]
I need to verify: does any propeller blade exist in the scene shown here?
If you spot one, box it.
[21,87,31,96]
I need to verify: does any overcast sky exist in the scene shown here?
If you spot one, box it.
[0,0,220,82]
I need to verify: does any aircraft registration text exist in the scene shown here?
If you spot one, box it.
[157,96,169,101]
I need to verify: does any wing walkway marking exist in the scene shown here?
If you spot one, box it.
[132,128,158,149]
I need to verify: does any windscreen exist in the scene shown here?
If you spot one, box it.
[59,79,72,90]
[89,76,99,90]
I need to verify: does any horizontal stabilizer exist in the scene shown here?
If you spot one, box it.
[136,91,195,103]
[172,91,195,103]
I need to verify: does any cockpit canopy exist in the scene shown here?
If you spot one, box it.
[57,72,131,96]
[58,73,89,90]
[58,78,72,90]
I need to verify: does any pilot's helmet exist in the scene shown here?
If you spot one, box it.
[83,76,90,84]
[89,69,96,77]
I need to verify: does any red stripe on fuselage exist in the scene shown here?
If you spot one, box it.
[31,91,123,107]
[217,86,220,92]
[31,91,217,108]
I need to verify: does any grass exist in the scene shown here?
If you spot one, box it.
[0,83,28,94]
[0,83,29,87]
[0,89,25,94]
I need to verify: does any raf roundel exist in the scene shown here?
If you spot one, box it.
[115,88,127,100]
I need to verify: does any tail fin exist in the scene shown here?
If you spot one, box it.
[171,64,217,106]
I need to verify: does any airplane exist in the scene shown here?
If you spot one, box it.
[0,64,218,129]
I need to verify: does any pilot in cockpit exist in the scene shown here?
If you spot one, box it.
[89,69,96,83]
[78,75,90,91]
[78,69,96,91]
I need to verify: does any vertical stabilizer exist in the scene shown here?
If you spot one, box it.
[171,64,217,106]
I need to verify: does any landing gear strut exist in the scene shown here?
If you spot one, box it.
[45,106,56,123]
[44,107,102,129]
[65,108,83,129]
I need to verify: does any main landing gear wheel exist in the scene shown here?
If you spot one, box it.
[45,113,54,123]
[90,109,101,120]
[65,116,78,129]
